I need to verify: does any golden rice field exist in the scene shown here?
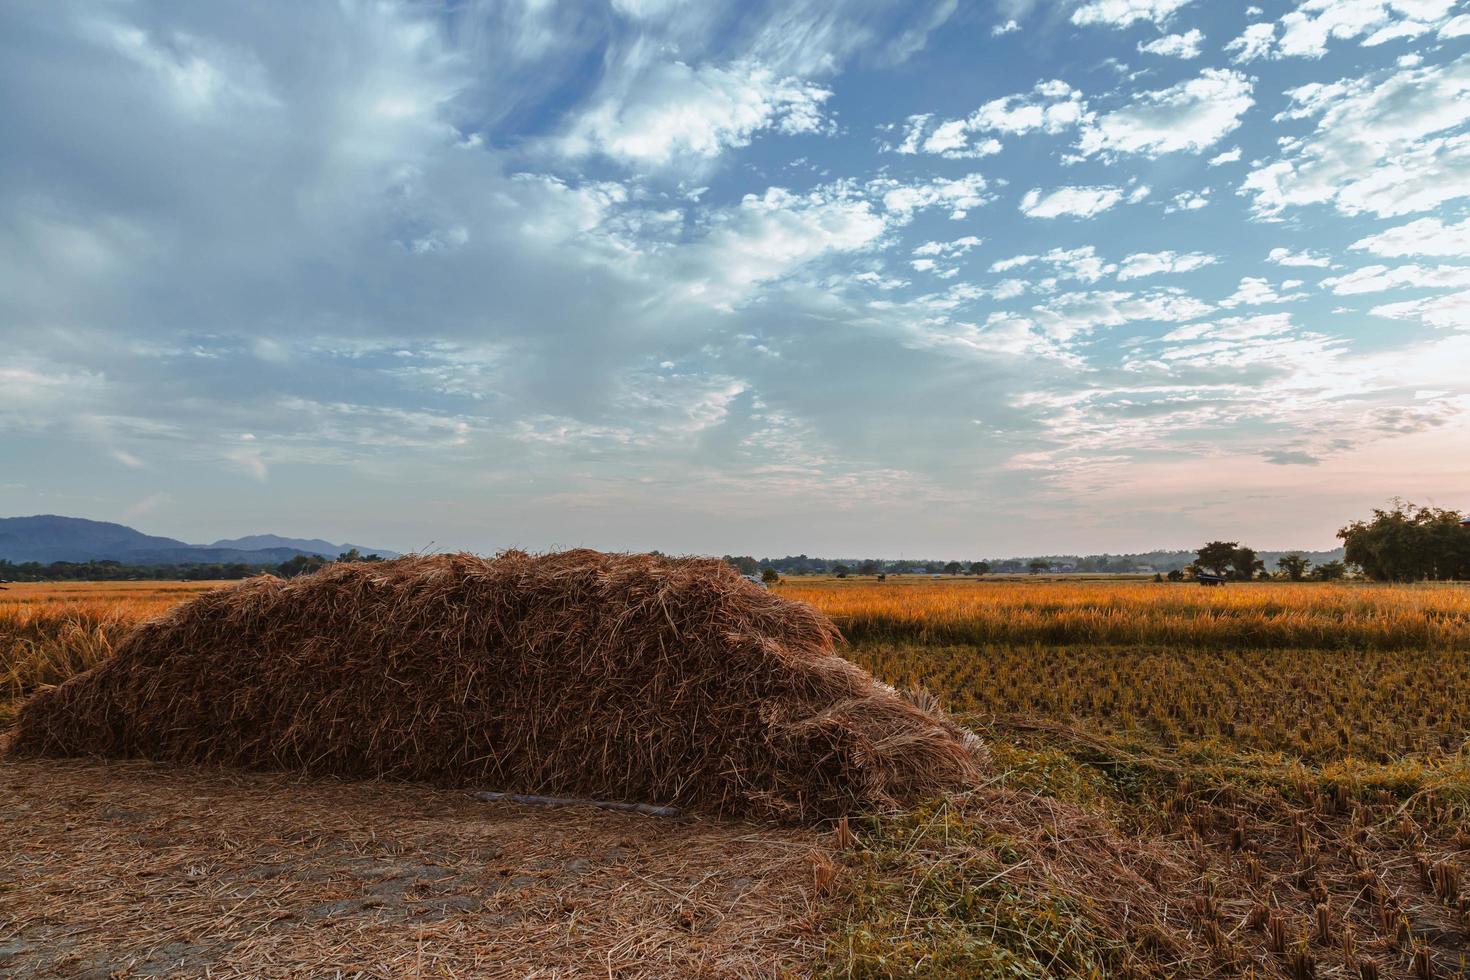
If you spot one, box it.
[781,576,1470,650]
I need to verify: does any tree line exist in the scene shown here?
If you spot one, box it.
[0,549,385,583]
[1184,501,1467,583]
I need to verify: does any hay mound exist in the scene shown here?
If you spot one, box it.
[11,551,983,820]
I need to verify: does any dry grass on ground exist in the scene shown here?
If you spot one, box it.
[0,752,828,979]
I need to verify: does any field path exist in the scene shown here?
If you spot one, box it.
[0,756,825,978]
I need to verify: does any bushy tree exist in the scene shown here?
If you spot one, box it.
[725,555,759,576]
[859,560,880,576]
[277,554,328,578]
[1194,541,1238,577]
[1276,553,1311,581]
[760,567,780,585]
[1027,559,1050,575]
[1230,546,1265,581]
[1166,568,1185,582]
[943,561,962,575]
[969,561,990,575]
[1312,560,1347,581]
[1339,501,1470,581]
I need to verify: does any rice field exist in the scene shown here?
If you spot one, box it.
[781,576,1470,650]
[4,573,1470,977]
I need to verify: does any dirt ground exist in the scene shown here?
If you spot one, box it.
[0,756,827,978]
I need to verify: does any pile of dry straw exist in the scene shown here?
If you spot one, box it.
[11,550,983,820]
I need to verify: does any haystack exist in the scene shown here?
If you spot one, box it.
[10,551,983,820]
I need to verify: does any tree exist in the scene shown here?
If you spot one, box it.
[859,560,880,576]
[1027,559,1050,575]
[969,561,990,576]
[760,567,780,585]
[725,555,759,576]
[277,554,328,578]
[1312,560,1347,581]
[1231,546,1265,581]
[1276,553,1311,581]
[1166,568,1185,582]
[832,563,850,577]
[943,561,962,575]
[1195,541,1238,577]
[1339,500,1470,581]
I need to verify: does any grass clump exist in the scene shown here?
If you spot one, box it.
[823,802,1136,979]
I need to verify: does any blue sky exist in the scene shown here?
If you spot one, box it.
[2,0,1469,557]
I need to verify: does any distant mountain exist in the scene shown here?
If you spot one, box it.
[0,516,397,565]
[209,534,398,559]
[0,515,194,563]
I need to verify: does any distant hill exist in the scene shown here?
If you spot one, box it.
[0,516,397,565]
[209,534,399,559]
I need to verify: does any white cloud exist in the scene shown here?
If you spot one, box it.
[1138,29,1204,58]
[1164,188,1211,212]
[1442,14,1470,37]
[875,174,994,219]
[993,19,1021,35]
[1071,0,1196,28]
[1275,0,1459,59]
[89,20,279,115]
[851,271,911,290]
[1267,247,1333,267]
[1321,264,1470,294]
[558,60,830,167]
[1208,147,1242,166]
[991,279,1029,300]
[1225,22,1277,62]
[973,80,1086,134]
[922,122,1003,158]
[225,446,269,481]
[990,246,1116,282]
[1351,216,1470,257]
[914,236,979,256]
[1117,250,1218,280]
[1219,277,1309,307]
[1019,185,1124,218]
[911,235,982,275]
[1077,69,1253,157]
[674,185,889,308]
[899,79,1084,159]
[1243,54,1470,218]
[1027,288,1213,340]
[1370,289,1470,329]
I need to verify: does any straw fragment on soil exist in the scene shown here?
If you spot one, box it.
[0,754,825,979]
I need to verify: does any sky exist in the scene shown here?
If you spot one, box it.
[2,0,1469,559]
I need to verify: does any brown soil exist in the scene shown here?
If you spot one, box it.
[0,756,826,978]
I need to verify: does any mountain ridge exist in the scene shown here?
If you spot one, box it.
[0,516,398,565]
